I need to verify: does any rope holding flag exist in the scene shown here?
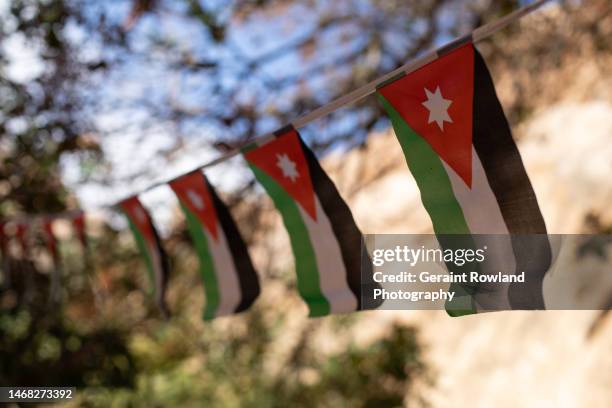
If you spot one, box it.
[0,1,553,231]
[0,0,556,319]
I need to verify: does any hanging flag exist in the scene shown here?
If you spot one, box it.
[377,42,551,312]
[15,223,29,258]
[42,219,59,262]
[0,222,7,254]
[71,211,101,307]
[169,171,260,320]
[0,222,10,289]
[120,197,170,316]
[43,219,62,303]
[243,127,379,317]
[72,211,88,251]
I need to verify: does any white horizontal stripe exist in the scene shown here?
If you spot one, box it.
[443,147,515,311]
[147,240,165,307]
[443,147,509,234]
[205,224,243,317]
[299,198,358,314]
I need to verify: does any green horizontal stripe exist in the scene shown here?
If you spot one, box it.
[181,203,221,320]
[378,94,476,315]
[378,94,471,235]
[248,162,330,317]
[125,217,155,296]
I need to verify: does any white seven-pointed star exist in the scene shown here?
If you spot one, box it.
[422,86,453,131]
[276,153,299,182]
[186,189,205,210]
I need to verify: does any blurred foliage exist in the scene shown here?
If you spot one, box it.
[110,0,530,185]
[0,234,137,389]
[66,317,425,407]
[0,0,529,207]
[1,236,427,407]
[4,0,609,406]
[0,0,104,216]
[2,0,526,194]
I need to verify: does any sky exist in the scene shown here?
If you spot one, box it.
[1,0,557,232]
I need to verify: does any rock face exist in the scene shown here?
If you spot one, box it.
[520,102,612,232]
[326,103,612,407]
[241,2,612,405]
[247,100,612,407]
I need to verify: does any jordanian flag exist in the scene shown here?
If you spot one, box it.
[43,219,62,303]
[0,223,10,289]
[16,223,29,258]
[377,42,551,312]
[243,127,379,317]
[42,219,59,263]
[72,211,87,251]
[120,197,170,316]
[169,171,260,320]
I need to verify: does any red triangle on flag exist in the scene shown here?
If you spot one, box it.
[245,129,317,221]
[43,219,57,256]
[120,197,155,243]
[72,211,87,248]
[16,223,29,253]
[169,172,219,240]
[0,222,7,251]
[379,43,474,187]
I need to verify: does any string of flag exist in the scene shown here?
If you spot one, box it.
[0,0,554,317]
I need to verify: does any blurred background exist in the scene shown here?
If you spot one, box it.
[0,0,610,406]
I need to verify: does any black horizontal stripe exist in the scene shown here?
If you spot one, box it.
[298,135,382,311]
[205,175,260,313]
[149,215,170,318]
[472,48,551,309]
